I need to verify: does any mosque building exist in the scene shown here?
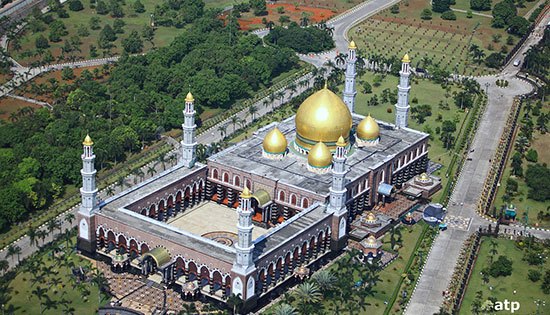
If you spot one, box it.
[77,42,439,311]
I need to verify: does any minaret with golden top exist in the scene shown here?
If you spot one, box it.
[395,54,411,128]
[79,134,98,217]
[343,40,358,113]
[327,136,348,214]
[181,91,197,168]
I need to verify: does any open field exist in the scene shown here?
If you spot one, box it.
[349,0,526,76]
[0,95,41,120]
[4,238,102,315]
[8,1,187,66]
[460,237,550,315]
[452,0,541,17]
[236,3,337,30]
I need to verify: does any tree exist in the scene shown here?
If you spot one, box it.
[142,24,155,47]
[64,212,75,231]
[441,10,456,20]
[273,303,298,315]
[488,255,513,277]
[0,259,8,275]
[524,164,550,201]
[278,15,290,26]
[28,226,38,247]
[432,0,450,13]
[248,105,258,121]
[488,239,498,263]
[99,24,116,48]
[528,269,542,282]
[411,104,432,123]
[525,148,538,162]
[440,120,457,149]
[217,125,227,139]
[61,67,75,80]
[511,152,523,176]
[421,9,433,20]
[507,16,530,36]
[492,0,517,28]
[122,30,144,53]
[293,282,322,314]
[362,81,372,94]
[110,0,124,18]
[470,0,492,11]
[35,35,50,49]
[311,270,337,293]
[133,0,145,13]
[391,4,400,14]
[49,20,68,42]
[113,18,125,34]
[95,0,109,15]
[69,0,84,11]
[6,244,21,263]
[505,177,518,195]
[89,16,101,30]
[226,293,243,314]
[542,270,550,294]
[250,0,267,16]
[484,52,505,68]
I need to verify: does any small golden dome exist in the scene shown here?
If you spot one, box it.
[308,141,332,168]
[348,40,357,50]
[336,135,346,147]
[83,134,93,146]
[241,187,252,199]
[366,212,376,222]
[419,173,429,181]
[263,127,287,154]
[295,87,352,151]
[185,91,194,102]
[402,53,411,63]
[366,235,378,247]
[357,114,380,141]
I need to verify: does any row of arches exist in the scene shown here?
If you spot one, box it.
[210,168,252,191]
[277,190,310,209]
[256,227,331,295]
[137,180,205,221]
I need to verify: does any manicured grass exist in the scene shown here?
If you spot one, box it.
[5,237,102,315]
[10,1,187,66]
[460,237,550,315]
[350,0,522,76]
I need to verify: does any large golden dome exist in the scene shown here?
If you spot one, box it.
[262,127,287,154]
[357,114,380,141]
[295,86,352,151]
[307,141,332,168]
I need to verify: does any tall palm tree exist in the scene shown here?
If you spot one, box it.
[248,105,258,121]
[146,165,157,178]
[276,91,285,106]
[64,213,75,230]
[37,230,47,246]
[91,269,109,307]
[46,219,58,237]
[230,115,239,132]
[226,293,243,314]
[157,152,167,171]
[217,125,227,139]
[167,154,177,167]
[6,244,22,263]
[311,269,337,293]
[28,226,38,248]
[31,286,48,314]
[335,53,347,67]
[0,259,9,275]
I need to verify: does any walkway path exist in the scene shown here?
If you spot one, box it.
[405,12,550,315]
[6,92,51,109]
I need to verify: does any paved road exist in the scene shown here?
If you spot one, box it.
[405,12,550,315]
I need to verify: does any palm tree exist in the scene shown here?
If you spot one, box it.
[91,269,110,307]
[147,165,157,178]
[64,213,75,230]
[311,270,336,293]
[293,282,321,314]
[230,115,239,132]
[276,91,285,106]
[0,259,9,275]
[157,152,167,171]
[217,125,227,139]
[167,154,177,167]
[46,219,58,236]
[31,286,48,314]
[37,230,47,246]
[181,302,198,315]
[28,226,38,248]
[335,53,347,67]
[6,244,22,263]
[248,105,258,121]
[300,12,310,27]
[273,303,298,315]
[226,293,243,314]
[489,239,499,263]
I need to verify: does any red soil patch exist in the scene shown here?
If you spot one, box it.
[237,4,337,30]
[15,65,107,103]
[0,96,41,121]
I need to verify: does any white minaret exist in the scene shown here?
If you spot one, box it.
[181,91,197,168]
[342,40,357,114]
[233,187,255,272]
[327,136,348,215]
[79,134,99,217]
[395,54,411,128]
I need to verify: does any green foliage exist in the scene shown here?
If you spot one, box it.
[440,120,457,149]
[470,0,492,11]
[109,0,124,18]
[265,23,335,54]
[98,24,116,48]
[89,16,101,30]
[153,0,205,27]
[507,16,530,36]
[542,270,550,294]
[505,177,518,195]
[441,10,456,20]
[68,0,84,11]
[523,28,549,78]
[525,148,538,162]
[61,67,75,80]
[411,104,432,123]
[48,20,68,42]
[113,18,126,34]
[524,163,550,201]
[362,81,372,94]
[250,0,267,16]
[528,269,541,282]
[95,0,109,15]
[492,0,517,28]
[489,255,513,277]
[133,0,145,13]
[35,34,50,49]
[432,0,450,13]
[467,10,473,18]
[122,30,143,53]
[421,8,433,20]
[511,152,523,176]
[391,4,400,14]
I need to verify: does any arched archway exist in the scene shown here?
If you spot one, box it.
[117,234,127,251]
[199,266,210,287]
[149,204,156,218]
[175,257,185,278]
[107,231,116,250]
[129,239,139,257]
[188,261,198,281]
[290,194,297,206]
[279,190,286,202]
[212,270,223,292]
[301,198,309,208]
[140,243,149,255]
[234,175,241,187]
[212,169,219,180]
[223,172,229,183]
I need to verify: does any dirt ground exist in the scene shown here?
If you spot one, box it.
[236,3,338,30]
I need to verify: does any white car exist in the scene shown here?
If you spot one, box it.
[513,59,521,67]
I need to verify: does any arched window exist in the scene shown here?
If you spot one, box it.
[290,194,297,206]
[380,170,385,184]
[364,178,369,189]
[212,169,219,180]
[279,190,286,202]
[223,172,229,183]
[234,175,241,187]
[301,198,309,208]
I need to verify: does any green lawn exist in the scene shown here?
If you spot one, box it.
[4,237,103,315]
[460,237,550,315]
[10,1,188,66]
[350,0,526,76]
